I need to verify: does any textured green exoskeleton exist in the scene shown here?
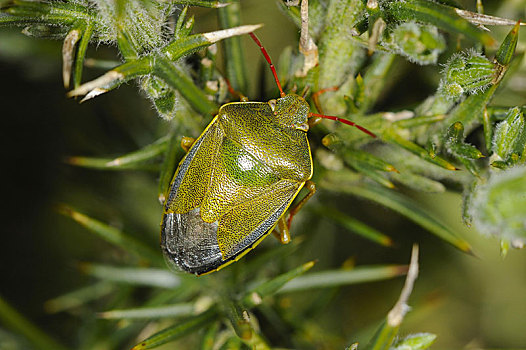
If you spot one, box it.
[161,32,375,276]
[161,94,313,275]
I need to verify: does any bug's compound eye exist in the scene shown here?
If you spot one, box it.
[268,99,277,113]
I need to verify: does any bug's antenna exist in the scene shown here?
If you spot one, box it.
[249,32,286,98]
[309,113,377,138]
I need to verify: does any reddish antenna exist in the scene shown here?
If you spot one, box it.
[249,32,285,98]
[248,32,376,138]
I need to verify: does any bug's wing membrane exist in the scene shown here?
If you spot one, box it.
[161,208,221,275]
[217,179,302,259]
[162,121,226,275]
[162,176,299,274]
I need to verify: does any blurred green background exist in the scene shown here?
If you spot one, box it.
[1,0,526,348]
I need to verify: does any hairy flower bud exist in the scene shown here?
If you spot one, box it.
[492,107,525,162]
[387,22,445,65]
[439,51,496,100]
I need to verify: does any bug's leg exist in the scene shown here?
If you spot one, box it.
[180,136,196,153]
[308,86,339,128]
[269,181,316,243]
[272,216,291,244]
[224,77,249,102]
[311,86,338,115]
[287,180,316,229]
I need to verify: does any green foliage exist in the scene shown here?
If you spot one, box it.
[470,165,526,246]
[390,333,437,350]
[1,0,525,349]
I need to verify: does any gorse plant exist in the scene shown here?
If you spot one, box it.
[0,0,525,349]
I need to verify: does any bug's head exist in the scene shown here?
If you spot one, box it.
[249,32,376,138]
[269,94,310,132]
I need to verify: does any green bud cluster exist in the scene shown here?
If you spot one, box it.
[91,0,175,51]
[140,75,178,120]
[492,107,525,165]
[386,22,445,65]
[438,51,496,100]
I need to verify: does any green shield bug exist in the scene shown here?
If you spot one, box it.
[161,32,375,276]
